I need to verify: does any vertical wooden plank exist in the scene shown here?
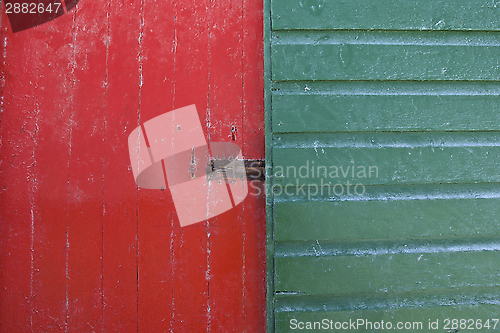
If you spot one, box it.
[242,0,267,331]
[242,0,265,161]
[103,0,141,331]
[0,19,34,331]
[29,14,75,332]
[171,0,210,331]
[66,0,107,330]
[137,0,175,331]
[207,0,245,331]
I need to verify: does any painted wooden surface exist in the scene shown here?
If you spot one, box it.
[271,31,500,81]
[273,82,500,133]
[0,0,266,332]
[271,0,500,31]
[265,0,500,332]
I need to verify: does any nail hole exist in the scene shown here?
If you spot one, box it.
[231,125,237,141]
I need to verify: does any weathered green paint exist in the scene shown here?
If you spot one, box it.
[276,304,500,332]
[273,132,500,186]
[273,82,500,133]
[274,190,500,241]
[272,31,500,81]
[276,251,500,295]
[265,0,500,332]
[271,0,500,31]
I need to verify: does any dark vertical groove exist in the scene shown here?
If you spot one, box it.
[170,3,177,332]
[101,4,110,331]
[136,0,145,330]
[65,8,78,333]
[264,0,275,331]
[206,1,212,331]
[241,0,246,330]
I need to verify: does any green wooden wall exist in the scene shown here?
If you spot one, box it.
[265,1,500,332]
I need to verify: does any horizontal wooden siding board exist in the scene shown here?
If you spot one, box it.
[272,81,500,132]
[275,304,500,332]
[274,251,500,295]
[274,194,500,241]
[273,132,500,186]
[271,0,500,31]
[271,31,500,81]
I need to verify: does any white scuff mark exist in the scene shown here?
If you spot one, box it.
[434,19,446,30]
[316,240,325,255]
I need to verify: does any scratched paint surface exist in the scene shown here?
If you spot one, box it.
[0,0,265,332]
[265,1,500,332]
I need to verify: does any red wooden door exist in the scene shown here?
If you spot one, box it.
[0,0,266,331]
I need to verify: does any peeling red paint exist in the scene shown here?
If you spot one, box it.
[0,0,265,331]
